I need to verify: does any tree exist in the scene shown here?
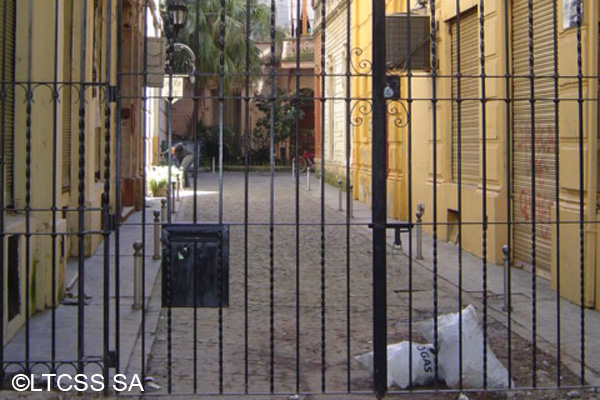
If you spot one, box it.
[163,0,284,92]
[252,88,305,155]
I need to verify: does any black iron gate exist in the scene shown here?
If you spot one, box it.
[0,0,599,399]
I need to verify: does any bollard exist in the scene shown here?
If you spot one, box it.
[416,204,425,260]
[338,179,343,211]
[171,182,177,214]
[349,184,354,218]
[153,210,161,260]
[133,241,143,309]
[160,198,167,223]
[212,157,215,174]
[176,176,180,201]
[292,161,295,180]
[306,167,311,191]
[502,245,511,312]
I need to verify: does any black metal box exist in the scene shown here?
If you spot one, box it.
[161,224,229,308]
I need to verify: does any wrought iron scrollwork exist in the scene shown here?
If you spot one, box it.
[350,98,372,127]
[350,47,372,76]
[386,100,409,128]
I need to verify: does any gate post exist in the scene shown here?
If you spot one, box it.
[372,0,388,398]
[338,179,343,211]
[133,241,143,309]
[161,198,167,223]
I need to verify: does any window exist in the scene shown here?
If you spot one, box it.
[386,14,431,70]
[450,9,479,183]
[0,0,15,204]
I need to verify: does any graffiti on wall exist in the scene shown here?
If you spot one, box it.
[515,123,557,240]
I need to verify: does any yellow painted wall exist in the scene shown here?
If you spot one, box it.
[3,0,121,344]
[352,0,405,218]
[352,0,599,308]
[550,0,598,308]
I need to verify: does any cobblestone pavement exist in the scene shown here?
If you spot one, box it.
[146,172,594,399]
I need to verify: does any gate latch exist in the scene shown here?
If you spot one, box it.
[368,222,413,246]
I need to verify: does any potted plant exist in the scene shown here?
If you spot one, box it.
[148,166,182,197]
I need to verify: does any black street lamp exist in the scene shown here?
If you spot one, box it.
[168,0,188,37]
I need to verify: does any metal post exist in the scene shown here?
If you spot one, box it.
[176,176,180,200]
[306,167,311,191]
[161,198,167,223]
[371,0,388,395]
[212,157,215,174]
[503,244,511,311]
[349,184,354,218]
[416,204,425,260]
[132,241,143,309]
[153,211,161,260]
[171,182,177,214]
[338,179,343,211]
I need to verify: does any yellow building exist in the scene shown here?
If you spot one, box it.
[0,0,156,343]
[313,0,351,177]
[351,0,599,309]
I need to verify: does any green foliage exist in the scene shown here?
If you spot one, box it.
[195,120,241,163]
[163,0,285,92]
[252,89,306,154]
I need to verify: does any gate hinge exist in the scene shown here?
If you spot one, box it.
[108,86,118,103]
[107,350,118,368]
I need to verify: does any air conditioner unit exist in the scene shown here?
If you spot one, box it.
[386,13,431,70]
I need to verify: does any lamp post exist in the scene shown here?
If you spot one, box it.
[165,0,188,218]
[168,0,188,36]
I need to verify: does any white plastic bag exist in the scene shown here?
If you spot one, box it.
[355,341,437,389]
[420,305,513,389]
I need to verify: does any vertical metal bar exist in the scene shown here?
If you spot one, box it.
[218,0,225,226]
[192,2,201,391]
[219,0,226,392]
[104,0,114,389]
[25,0,34,374]
[0,0,8,378]
[294,0,302,393]
[503,0,513,385]
[479,0,488,388]
[244,0,251,392]
[77,0,88,375]
[268,0,276,392]
[372,0,387,398]
[140,0,148,383]
[165,11,175,394]
[114,0,123,376]
[193,0,200,225]
[527,0,537,386]
[429,0,439,386]
[319,0,327,393]
[454,0,464,389]
[51,0,60,376]
[405,0,414,391]
[575,0,585,384]
[552,0,561,386]
[345,0,352,390]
